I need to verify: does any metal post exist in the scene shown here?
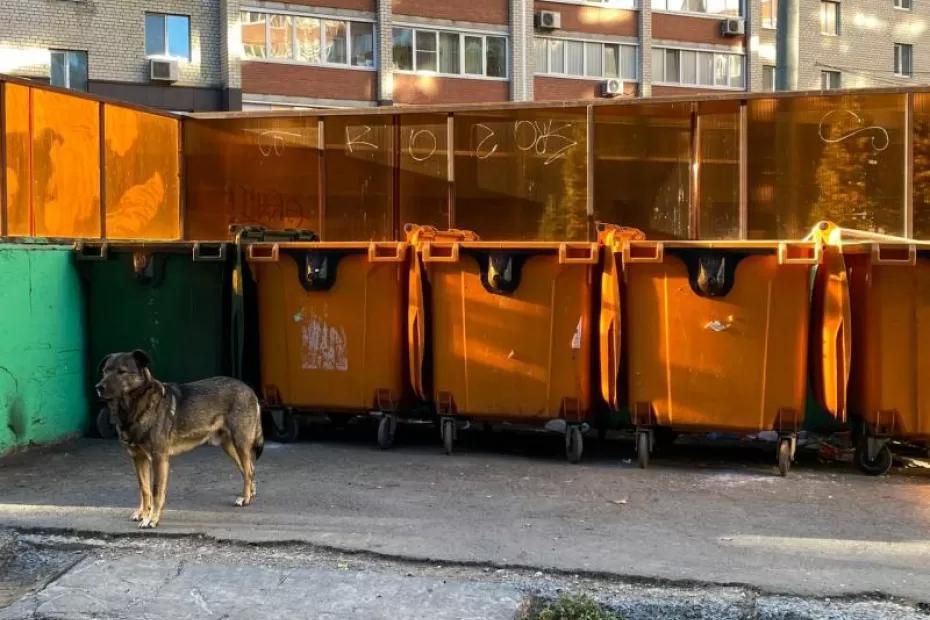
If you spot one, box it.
[775,0,799,90]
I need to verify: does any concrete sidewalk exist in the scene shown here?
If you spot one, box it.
[0,434,929,605]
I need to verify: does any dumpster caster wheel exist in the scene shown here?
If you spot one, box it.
[267,409,299,443]
[636,430,651,469]
[441,418,455,455]
[854,438,893,476]
[777,439,792,477]
[566,426,583,464]
[377,415,396,450]
[96,408,116,439]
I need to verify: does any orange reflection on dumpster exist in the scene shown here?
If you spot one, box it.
[104,105,180,240]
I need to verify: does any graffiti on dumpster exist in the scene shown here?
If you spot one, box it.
[300,310,348,372]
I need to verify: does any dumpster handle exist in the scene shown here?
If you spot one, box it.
[192,243,227,262]
[622,242,664,264]
[247,243,280,262]
[369,242,407,263]
[73,241,108,261]
[558,243,599,265]
[777,242,822,265]
[421,242,460,263]
[872,243,917,265]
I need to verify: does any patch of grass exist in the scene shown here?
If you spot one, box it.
[517,594,625,620]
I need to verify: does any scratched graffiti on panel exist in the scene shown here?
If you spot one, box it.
[453,108,589,240]
[399,114,450,230]
[323,115,393,241]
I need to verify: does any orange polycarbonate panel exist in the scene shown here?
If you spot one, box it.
[399,114,450,230]
[184,116,320,240]
[847,252,930,440]
[697,101,740,239]
[250,245,407,410]
[3,83,31,236]
[104,105,180,240]
[324,115,393,241]
[594,102,691,240]
[453,107,588,241]
[625,252,811,432]
[913,94,930,238]
[424,248,594,421]
[31,88,101,238]
[747,94,906,239]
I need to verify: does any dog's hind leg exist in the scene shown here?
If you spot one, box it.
[233,444,255,507]
[129,450,152,522]
[141,456,170,528]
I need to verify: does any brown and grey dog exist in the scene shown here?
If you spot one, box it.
[96,350,264,528]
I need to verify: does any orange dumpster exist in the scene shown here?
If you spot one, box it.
[599,223,849,475]
[247,240,409,447]
[407,226,599,462]
[840,240,930,474]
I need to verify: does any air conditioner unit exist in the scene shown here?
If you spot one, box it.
[720,18,745,36]
[535,10,562,30]
[599,78,623,97]
[149,58,179,83]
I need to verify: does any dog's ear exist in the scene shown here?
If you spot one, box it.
[131,350,151,370]
[97,354,112,375]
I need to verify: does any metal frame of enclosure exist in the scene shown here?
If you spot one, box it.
[2,72,928,242]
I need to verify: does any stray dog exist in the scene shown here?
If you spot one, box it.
[96,350,264,528]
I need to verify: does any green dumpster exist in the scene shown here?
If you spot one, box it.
[77,242,233,436]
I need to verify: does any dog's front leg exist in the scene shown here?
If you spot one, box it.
[130,451,152,522]
[141,456,169,528]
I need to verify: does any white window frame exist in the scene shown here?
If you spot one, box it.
[820,1,840,36]
[145,13,191,60]
[651,0,743,18]
[240,9,377,71]
[652,46,745,90]
[392,25,509,80]
[894,42,913,77]
[761,0,777,28]
[49,49,88,91]
[894,0,912,10]
[762,64,776,91]
[820,70,841,89]
[534,36,638,81]
[534,0,638,9]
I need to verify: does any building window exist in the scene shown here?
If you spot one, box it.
[543,0,637,7]
[145,13,190,60]
[820,1,839,36]
[894,43,913,77]
[894,0,912,9]
[821,70,841,89]
[392,27,508,78]
[50,50,87,91]
[241,12,374,68]
[651,0,741,17]
[535,37,637,80]
[652,47,744,88]
[762,64,775,91]
[761,0,777,27]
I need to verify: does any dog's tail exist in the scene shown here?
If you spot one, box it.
[253,400,265,461]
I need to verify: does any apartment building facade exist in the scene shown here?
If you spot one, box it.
[0,0,925,110]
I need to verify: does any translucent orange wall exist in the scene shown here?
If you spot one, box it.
[1,80,180,239]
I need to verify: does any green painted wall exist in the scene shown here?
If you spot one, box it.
[0,245,88,455]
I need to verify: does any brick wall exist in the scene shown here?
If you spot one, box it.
[534,75,636,100]
[242,62,376,100]
[0,0,224,88]
[394,0,509,25]
[393,74,509,104]
[652,13,744,48]
[534,1,637,37]
[651,84,721,95]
